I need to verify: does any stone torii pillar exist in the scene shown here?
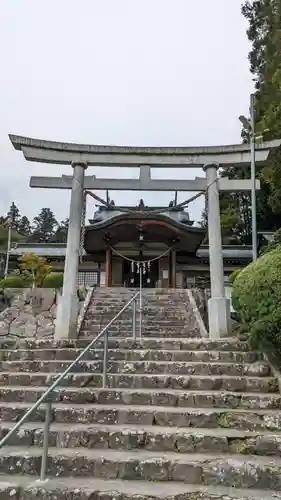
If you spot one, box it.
[55,162,87,340]
[203,163,230,338]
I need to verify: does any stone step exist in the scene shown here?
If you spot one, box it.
[87,306,188,313]
[0,360,271,377]
[1,422,281,456]
[88,304,188,310]
[92,309,192,314]
[0,372,277,391]
[95,305,192,310]
[91,290,184,298]
[1,447,281,489]
[1,386,279,409]
[0,475,279,500]
[1,401,281,430]
[80,329,201,338]
[87,309,189,315]
[84,321,191,328]
[0,338,251,351]
[84,320,190,327]
[0,348,261,363]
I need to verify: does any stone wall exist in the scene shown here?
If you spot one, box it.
[0,288,88,339]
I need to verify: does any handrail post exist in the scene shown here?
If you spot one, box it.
[103,330,108,388]
[40,401,52,481]
[132,299,136,340]
[139,263,143,338]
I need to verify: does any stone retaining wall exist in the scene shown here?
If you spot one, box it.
[0,288,87,339]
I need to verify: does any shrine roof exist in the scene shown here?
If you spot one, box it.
[88,206,195,229]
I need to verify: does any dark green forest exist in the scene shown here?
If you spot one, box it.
[202,0,281,244]
[0,202,69,249]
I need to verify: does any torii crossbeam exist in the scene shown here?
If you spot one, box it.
[29,168,260,192]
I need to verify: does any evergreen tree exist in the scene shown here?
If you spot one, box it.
[219,166,252,244]
[200,167,252,244]
[50,218,69,243]
[209,0,281,242]
[30,208,58,242]
[242,0,281,225]
[18,216,32,236]
[7,202,20,230]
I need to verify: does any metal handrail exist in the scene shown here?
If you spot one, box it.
[0,290,141,480]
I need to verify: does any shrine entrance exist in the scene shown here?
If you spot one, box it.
[10,133,280,339]
[123,260,159,288]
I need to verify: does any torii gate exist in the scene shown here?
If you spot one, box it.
[9,134,281,340]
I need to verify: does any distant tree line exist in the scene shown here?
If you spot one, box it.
[0,202,69,247]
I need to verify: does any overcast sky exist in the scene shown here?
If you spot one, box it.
[0,0,253,225]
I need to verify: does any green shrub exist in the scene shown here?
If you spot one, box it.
[261,228,281,254]
[229,268,242,284]
[43,272,64,289]
[0,275,28,288]
[232,247,281,353]
[248,315,281,354]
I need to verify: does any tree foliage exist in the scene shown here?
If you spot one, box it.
[18,252,52,288]
[30,208,58,243]
[7,202,20,230]
[229,268,243,284]
[261,228,281,254]
[50,218,69,243]
[0,275,27,289]
[17,216,32,236]
[242,0,281,220]
[43,272,64,288]
[0,204,71,247]
[202,1,281,242]
[0,213,25,248]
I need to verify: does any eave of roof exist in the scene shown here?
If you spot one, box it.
[5,242,254,260]
[85,213,205,235]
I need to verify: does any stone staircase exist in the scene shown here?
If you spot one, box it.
[0,289,281,498]
[80,287,203,338]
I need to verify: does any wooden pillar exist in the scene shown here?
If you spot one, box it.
[105,248,112,287]
[169,250,177,289]
[171,250,177,288]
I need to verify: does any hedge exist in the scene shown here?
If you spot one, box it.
[229,268,242,284]
[0,275,29,288]
[232,246,281,353]
[42,272,64,289]
[0,272,64,289]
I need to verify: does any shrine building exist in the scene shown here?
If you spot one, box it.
[6,200,255,289]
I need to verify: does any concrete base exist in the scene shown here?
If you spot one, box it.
[54,293,79,340]
[208,297,231,339]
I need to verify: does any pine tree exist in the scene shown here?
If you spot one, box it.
[30,208,58,242]
[7,202,20,230]
[50,218,69,243]
[200,168,252,244]
[212,0,281,241]
[241,0,281,225]
[18,216,32,236]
